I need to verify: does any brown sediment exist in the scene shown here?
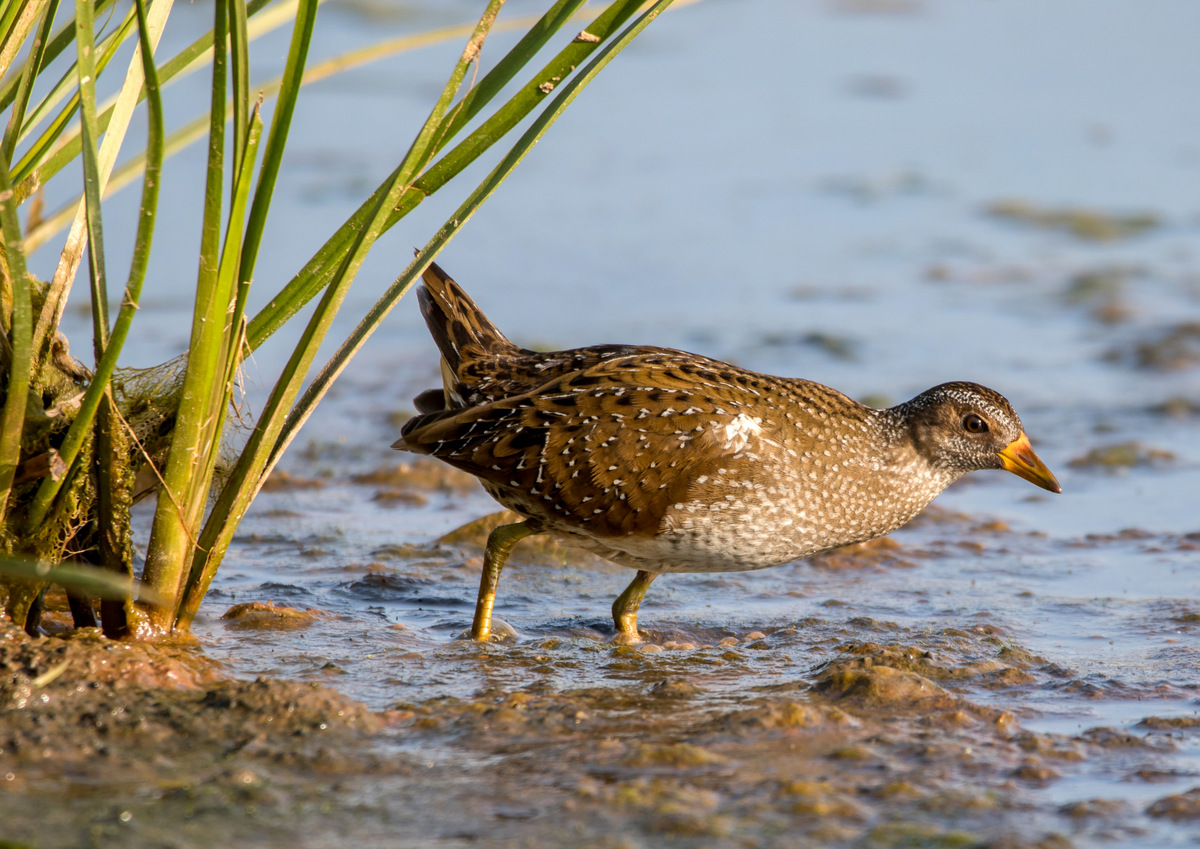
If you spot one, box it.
[1,615,1192,848]
[1149,397,1200,418]
[1106,321,1200,371]
[259,470,327,491]
[808,537,916,571]
[0,620,389,847]
[1059,798,1129,819]
[1061,267,1138,324]
[0,620,220,694]
[370,489,429,507]
[377,639,1066,846]
[351,458,480,492]
[1068,441,1176,470]
[1147,788,1200,820]
[1,497,1192,848]
[1138,716,1200,730]
[985,198,1162,241]
[904,503,1008,531]
[221,600,325,630]
[813,664,950,706]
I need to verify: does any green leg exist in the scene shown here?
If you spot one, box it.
[471,521,536,641]
[612,569,658,640]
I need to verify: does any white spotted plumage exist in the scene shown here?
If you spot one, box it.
[395,262,1059,637]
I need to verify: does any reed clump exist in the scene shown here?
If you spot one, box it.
[0,0,674,638]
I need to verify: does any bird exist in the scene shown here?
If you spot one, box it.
[393,263,1061,642]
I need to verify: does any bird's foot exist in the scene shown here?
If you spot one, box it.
[460,617,519,643]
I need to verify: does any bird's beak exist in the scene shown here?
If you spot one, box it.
[998,432,1061,493]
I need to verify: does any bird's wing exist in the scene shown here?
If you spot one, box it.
[396,352,789,536]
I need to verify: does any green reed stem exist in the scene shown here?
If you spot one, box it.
[239,0,317,286]
[0,0,58,168]
[74,0,109,353]
[243,0,644,352]
[179,0,509,627]
[0,161,32,527]
[140,0,234,631]
[23,0,166,534]
[0,0,116,112]
[12,0,279,208]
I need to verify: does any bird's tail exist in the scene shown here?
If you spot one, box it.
[417,262,517,374]
[410,262,521,415]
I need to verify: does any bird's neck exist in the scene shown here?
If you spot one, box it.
[871,406,963,497]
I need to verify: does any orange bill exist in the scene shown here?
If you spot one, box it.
[998,432,1061,493]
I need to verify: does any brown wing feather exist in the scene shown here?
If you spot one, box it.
[397,351,788,537]
[449,343,670,407]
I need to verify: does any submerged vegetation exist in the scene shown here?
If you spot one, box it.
[0,0,673,638]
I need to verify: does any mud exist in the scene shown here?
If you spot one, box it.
[5,607,1200,848]
[0,620,388,848]
[221,601,325,630]
[1068,442,1177,471]
[983,199,1163,242]
[1108,322,1200,372]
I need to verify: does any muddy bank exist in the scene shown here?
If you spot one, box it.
[5,608,1200,848]
[0,621,389,848]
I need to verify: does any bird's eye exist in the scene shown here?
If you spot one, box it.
[963,413,988,434]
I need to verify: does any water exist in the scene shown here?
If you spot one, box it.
[22,0,1200,846]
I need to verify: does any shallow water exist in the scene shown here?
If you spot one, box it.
[11,0,1200,846]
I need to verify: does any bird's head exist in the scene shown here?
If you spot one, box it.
[899,382,1061,493]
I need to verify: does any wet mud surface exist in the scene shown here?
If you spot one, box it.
[0,622,389,848]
